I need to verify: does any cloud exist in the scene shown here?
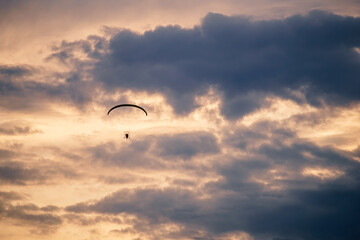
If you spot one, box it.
[40,205,60,212]
[0,191,24,201]
[91,10,360,118]
[0,155,80,185]
[87,131,219,169]
[207,125,360,239]
[88,140,155,169]
[0,65,32,77]
[0,148,16,161]
[64,213,122,226]
[0,193,62,234]
[65,187,207,239]
[155,132,219,159]
[0,121,41,135]
[0,165,44,185]
[246,187,360,240]
[2,11,360,119]
[46,35,108,66]
[65,123,360,240]
[1,8,360,240]
[4,204,62,225]
[0,64,99,113]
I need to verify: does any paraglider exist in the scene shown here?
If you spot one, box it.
[107,104,147,116]
[107,104,147,139]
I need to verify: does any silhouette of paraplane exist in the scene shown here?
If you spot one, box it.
[107,104,147,140]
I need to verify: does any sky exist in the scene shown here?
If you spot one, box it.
[1,0,360,239]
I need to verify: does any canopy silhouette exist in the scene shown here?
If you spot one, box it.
[107,104,148,116]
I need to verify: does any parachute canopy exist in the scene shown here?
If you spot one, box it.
[107,104,148,116]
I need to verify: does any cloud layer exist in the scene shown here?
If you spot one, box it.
[92,10,360,118]
[2,11,360,118]
[65,125,360,239]
[1,9,360,240]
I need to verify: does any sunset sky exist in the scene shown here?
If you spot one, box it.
[1,1,360,239]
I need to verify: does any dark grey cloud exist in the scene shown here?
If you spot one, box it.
[88,132,219,169]
[0,126,37,135]
[246,187,360,240]
[88,139,155,169]
[66,124,360,240]
[0,58,99,113]
[65,187,203,231]
[98,174,152,184]
[91,10,360,118]
[0,157,80,185]
[155,132,219,159]
[64,213,122,226]
[0,195,62,234]
[0,165,44,185]
[0,65,32,77]
[0,191,24,201]
[0,76,91,113]
[40,205,60,212]
[3,11,360,118]
[0,148,16,161]
[0,121,41,135]
[208,125,360,239]
[171,178,196,187]
[0,35,108,114]
[353,146,360,157]
[46,35,108,67]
